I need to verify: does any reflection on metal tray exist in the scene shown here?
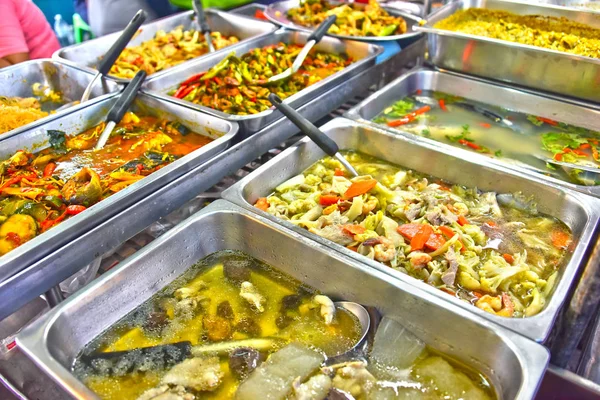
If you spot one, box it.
[222,117,600,343]
[532,0,600,10]
[53,9,277,83]
[415,0,600,102]
[143,28,382,134]
[17,200,549,400]
[345,67,600,198]
[0,93,237,285]
[230,2,268,19]
[0,59,120,141]
[265,0,422,42]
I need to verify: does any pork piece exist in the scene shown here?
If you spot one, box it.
[309,224,354,246]
[404,203,422,222]
[442,247,459,287]
[161,357,223,392]
[240,281,266,312]
[332,361,376,398]
[137,385,194,400]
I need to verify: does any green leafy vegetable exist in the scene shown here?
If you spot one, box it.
[446,124,470,142]
[47,130,67,154]
[541,132,588,154]
[421,129,431,138]
[527,115,544,127]
[494,149,502,157]
[382,99,414,117]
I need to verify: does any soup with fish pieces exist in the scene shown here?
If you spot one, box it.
[255,151,572,318]
[72,251,495,400]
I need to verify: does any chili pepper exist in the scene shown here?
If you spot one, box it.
[319,194,341,206]
[173,84,192,99]
[479,122,491,128]
[65,205,87,215]
[579,143,591,150]
[344,179,377,199]
[439,99,447,111]
[179,72,206,86]
[0,174,37,191]
[536,116,558,126]
[457,215,469,226]
[458,139,481,150]
[213,77,223,85]
[136,164,144,174]
[255,197,269,211]
[43,162,56,178]
[387,116,414,127]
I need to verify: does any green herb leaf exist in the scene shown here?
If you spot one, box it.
[541,132,588,154]
[494,149,502,157]
[421,129,431,137]
[47,130,67,154]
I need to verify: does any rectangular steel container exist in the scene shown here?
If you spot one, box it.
[53,10,277,83]
[345,68,600,198]
[0,93,237,283]
[415,0,600,102]
[222,117,600,342]
[0,59,120,141]
[17,200,549,400]
[143,29,383,134]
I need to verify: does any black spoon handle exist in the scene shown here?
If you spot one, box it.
[268,93,338,156]
[308,15,337,43]
[97,10,147,76]
[107,70,147,123]
[193,0,211,34]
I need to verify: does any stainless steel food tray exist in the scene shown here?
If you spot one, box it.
[265,0,422,42]
[345,67,600,198]
[415,0,600,102]
[143,28,383,134]
[222,117,600,342]
[0,93,237,284]
[53,9,277,83]
[17,200,548,400]
[0,59,120,141]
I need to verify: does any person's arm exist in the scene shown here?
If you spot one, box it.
[0,1,30,67]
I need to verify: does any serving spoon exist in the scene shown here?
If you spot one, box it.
[268,93,359,176]
[193,0,215,53]
[56,10,147,112]
[95,70,147,150]
[78,301,370,374]
[267,15,337,83]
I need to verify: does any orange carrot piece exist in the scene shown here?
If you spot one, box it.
[551,230,571,249]
[503,253,514,264]
[410,224,433,251]
[255,197,269,211]
[457,215,469,226]
[344,179,377,199]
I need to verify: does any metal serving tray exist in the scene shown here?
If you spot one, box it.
[53,9,276,83]
[222,118,600,342]
[143,29,382,134]
[17,200,548,400]
[0,59,120,141]
[265,0,422,42]
[345,68,600,198]
[0,93,237,284]
[415,0,600,102]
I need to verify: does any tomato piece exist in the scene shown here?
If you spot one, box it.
[554,153,563,161]
[255,197,270,211]
[343,179,377,199]
[458,139,481,150]
[66,205,87,215]
[319,194,341,206]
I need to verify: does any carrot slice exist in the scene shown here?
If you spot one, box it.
[457,215,469,226]
[439,99,448,111]
[397,223,422,240]
[479,122,491,129]
[410,224,433,251]
[344,179,377,199]
[551,230,571,249]
[343,225,366,236]
[319,195,341,206]
[438,225,465,252]
[425,233,446,251]
[502,253,514,264]
[255,197,269,211]
[334,168,345,176]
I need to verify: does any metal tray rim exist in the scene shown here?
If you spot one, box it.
[416,0,600,65]
[0,59,122,142]
[52,9,278,83]
[17,200,550,400]
[0,93,238,282]
[221,117,600,342]
[141,28,383,124]
[264,0,423,42]
[343,67,600,197]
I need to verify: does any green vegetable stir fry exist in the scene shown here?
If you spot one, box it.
[372,90,600,186]
[255,152,571,318]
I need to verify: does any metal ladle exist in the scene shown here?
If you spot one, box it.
[268,93,359,176]
[193,0,215,53]
[78,301,370,374]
